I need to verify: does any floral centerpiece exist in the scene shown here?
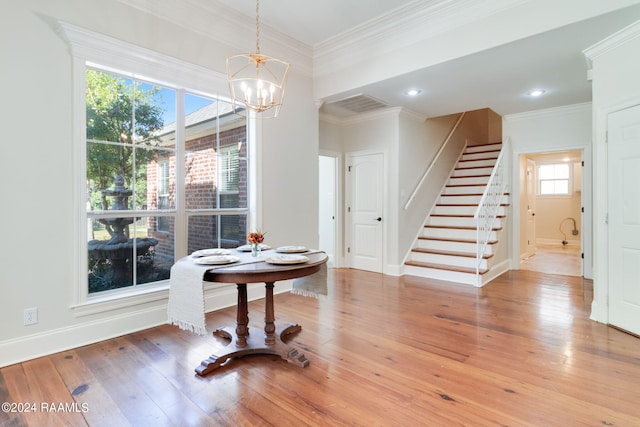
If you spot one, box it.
[247,230,266,257]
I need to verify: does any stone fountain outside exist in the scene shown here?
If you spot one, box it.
[88,175,158,286]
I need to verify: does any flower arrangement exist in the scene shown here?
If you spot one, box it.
[247,231,265,245]
[247,230,266,256]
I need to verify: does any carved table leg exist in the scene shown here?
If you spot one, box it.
[264,282,276,345]
[235,283,249,347]
[195,281,309,376]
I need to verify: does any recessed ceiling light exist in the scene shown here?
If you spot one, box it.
[527,89,546,97]
[404,89,422,96]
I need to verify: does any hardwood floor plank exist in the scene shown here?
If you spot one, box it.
[49,350,130,427]
[2,268,640,426]
[0,369,27,427]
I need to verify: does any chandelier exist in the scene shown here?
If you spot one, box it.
[226,0,290,118]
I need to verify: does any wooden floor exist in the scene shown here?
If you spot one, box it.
[2,269,640,426]
[520,244,582,276]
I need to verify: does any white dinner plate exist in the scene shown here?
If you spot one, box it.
[192,255,240,265]
[275,245,308,253]
[265,255,309,265]
[191,248,231,257]
[236,244,271,251]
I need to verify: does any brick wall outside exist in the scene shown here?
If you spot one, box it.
[147,124,248,258]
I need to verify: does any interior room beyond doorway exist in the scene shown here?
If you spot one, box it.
[519,150,583,277]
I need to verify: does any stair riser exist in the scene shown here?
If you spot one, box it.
[457,159,497,169]
[465,143,502,154]
[404,265,479,285]
[428,216,503,228]
[443,185,488,195]
[417,239,494,255]
[461,151,499,161]
[423,227,497,241]
[410,252,489,270]
[438,194,509,205]
[433,205,507,216]
[452,167,495,177]
[448,176,490,186]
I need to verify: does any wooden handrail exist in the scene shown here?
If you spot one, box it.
[403,112,466,211]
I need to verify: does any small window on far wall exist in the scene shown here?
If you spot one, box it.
[538,163,570,195]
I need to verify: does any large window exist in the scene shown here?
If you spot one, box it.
[85,69,248,294]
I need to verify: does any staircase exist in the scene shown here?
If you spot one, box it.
[404,142,509,286]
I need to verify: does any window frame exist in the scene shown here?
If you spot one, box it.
[537,162,573,197]
[60,22,257,314]
[157,159,171,232]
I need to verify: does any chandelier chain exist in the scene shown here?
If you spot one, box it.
[255,0,260,54]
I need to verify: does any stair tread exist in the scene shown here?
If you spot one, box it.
[450,174,493,178]
[464,148,501,154]
[458,156,499,162]
[425,225,503,231]
[418,236,497,244]
[405,260,489,275]
[441,193,511,196]
[436,203,511,206]
[431,213,506,218]
[412,248,494,259]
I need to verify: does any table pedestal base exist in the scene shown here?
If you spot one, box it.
[195,323,309,376]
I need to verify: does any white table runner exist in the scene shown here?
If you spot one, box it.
[167,250,326,335]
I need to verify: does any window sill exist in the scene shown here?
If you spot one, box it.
[72,281,171,317]
[71,280,239,317]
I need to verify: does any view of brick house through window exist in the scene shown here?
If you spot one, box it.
[86,68,248,294]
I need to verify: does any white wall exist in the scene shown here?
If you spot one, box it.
[504,104,593,278]
[0,0,317,367]
[584,20,640,323]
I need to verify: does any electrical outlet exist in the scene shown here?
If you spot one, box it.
[24,307,38,326]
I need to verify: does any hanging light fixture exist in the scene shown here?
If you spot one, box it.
[227,0,290,118]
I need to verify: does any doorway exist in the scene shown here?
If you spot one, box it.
[318,154,338,268]
[519,150,583,276]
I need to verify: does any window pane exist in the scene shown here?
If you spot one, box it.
[87,217,165,293]
[554,164,569,179]
[138,216,173,285]
[539,164,555,179]
[188,214,247,252]
[540,180,555,194]
[554,180,569,194]
[86,70,133,144]
[185,151,217,209]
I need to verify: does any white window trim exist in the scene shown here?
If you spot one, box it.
[58,22,256,315]
[537,162,573,197]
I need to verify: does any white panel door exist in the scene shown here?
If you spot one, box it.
[608,104,640,335]
[348,153,384,272]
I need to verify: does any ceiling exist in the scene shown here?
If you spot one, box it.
[216,1,640,119]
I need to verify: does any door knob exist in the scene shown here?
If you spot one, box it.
[374,217,382,222]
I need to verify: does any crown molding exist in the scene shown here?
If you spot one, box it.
[115,0,313,77]
[313,0,527,77]
[583,19,640,68]
[503,102,592,122]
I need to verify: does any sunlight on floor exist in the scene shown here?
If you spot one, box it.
[520,243,582,276]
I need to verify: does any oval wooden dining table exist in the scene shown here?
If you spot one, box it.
[195,251,328,376]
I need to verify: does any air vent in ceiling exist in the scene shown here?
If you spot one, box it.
[327,94,389,114]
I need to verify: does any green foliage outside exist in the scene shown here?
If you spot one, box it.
[86,69,171,292]
[86,69,165,210]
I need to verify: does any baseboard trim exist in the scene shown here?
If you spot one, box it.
[0,281,291,368]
